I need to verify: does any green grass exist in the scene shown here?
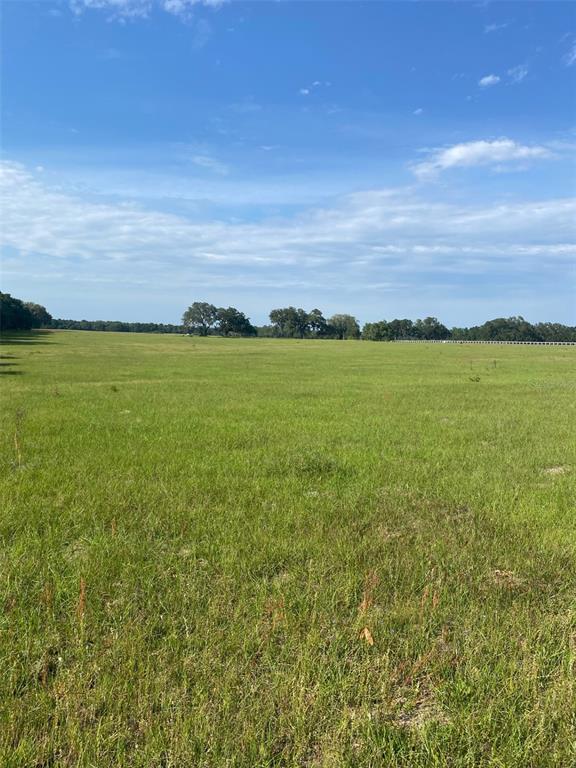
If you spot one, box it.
[1,330,575,767]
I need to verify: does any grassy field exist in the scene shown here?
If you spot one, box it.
[1,330,575,767]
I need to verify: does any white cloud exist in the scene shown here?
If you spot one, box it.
[412,139,552,179]
[189,154,229,175]
[299,81,331,96]
[478,74,500,88]
[564,41,576,67]
[70,0,151,19]
[508,64,528,83]
[163,0,222,22]
[69,0,223,22]
[413,108,423,116]
[1,161,573,288]
[484,22,508,34]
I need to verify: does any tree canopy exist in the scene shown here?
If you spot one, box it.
[0,293,35,331]
[181,303,256,337]
[23,302,53,328]
[50,319,183,333]
[182,302,218,336]
[363,317,449,341]
[216,307,256,337]
[328,314,361,340]
[269,307,316,338]
[267,307,360,339]
[364,315,576,342]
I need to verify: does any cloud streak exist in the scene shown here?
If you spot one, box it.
[484,22,508,34]
[412,139,552,179]
[189,154,229,175]
[69,0,223,22]
[1,162,573,288]
[478,74,500,88]
[564,40,576,67]
[508,64,528,83]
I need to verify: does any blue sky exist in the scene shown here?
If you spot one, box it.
[2,0,575,326]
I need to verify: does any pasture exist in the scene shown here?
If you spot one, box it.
[1,330,575,767]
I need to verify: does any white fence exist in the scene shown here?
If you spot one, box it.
[393,339,576,346]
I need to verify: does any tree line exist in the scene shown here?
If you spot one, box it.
[0,292,53,331]
[1,292,575,342]
[181,302,361,339]
[50,319,183,334]
[182,303,576,342]
[362,315,576,342]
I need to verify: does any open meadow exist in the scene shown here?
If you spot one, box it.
[1,330,575,767]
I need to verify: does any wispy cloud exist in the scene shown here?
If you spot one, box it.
[69,0,147,21]
[69,0,223,22]
[508,64,528,83]
[564,40,576,67]
[1,162,573,288]
[478,74,500,88]
[190,18,212,49]
[484,22,508,34]
[412,139,553,179]
[163,0,222,22]
[189,154,229,175]
[299,80,331,96]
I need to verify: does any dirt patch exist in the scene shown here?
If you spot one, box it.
[543,465,570,476]
[376,525,404,542]
[491,569,523,588]
[391,686,449,730]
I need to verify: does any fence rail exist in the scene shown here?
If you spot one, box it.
[393,339,576,346]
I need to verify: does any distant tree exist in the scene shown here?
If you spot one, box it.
[533,322,576,342]
[23,302,52,328]
[293,308,310,338]
[362,321,391,341]
[182,302,218,336]
[328,314,360,340]
[450,326,467,340]
[449,317,576,342]
[216,307,256,336]
[307,308,328,337]
[386,319,415,340]
[105,321,127,332]
[269,307,310,338]
[475,316,540,342]
[0,293,34,331]
[414,316,450,340]
[269,308,290,337]
[50,318,183,333]
[256,324,275,337]
[363,317,450,341]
